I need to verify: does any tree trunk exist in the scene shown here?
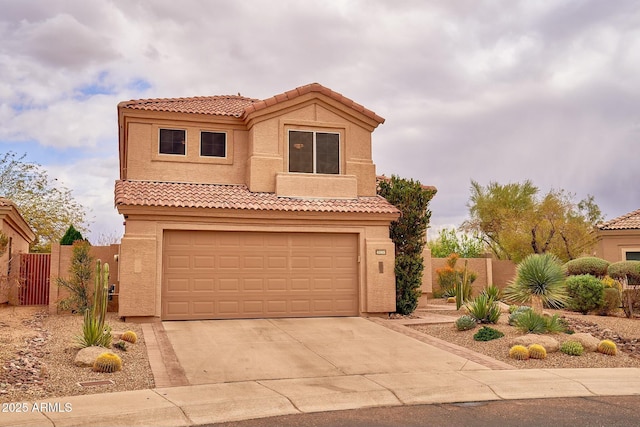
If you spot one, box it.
[530,295,544,313]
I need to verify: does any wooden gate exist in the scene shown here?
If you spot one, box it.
[19,253,51,305]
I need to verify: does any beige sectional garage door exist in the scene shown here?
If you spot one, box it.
[162,230,359,320]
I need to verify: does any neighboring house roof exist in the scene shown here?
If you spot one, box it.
[0,197,35,243]
[598,209,640,230]
[114,180,399,215]
[119,82,385,124]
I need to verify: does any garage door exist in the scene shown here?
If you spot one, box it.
[162,230,359,320]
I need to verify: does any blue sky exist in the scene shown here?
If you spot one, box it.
[1,0,639,243]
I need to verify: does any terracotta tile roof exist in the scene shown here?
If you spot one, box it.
[119,83,384,123]
[598,209,640,230]
[119,95,259,117]
[115,180,399,215]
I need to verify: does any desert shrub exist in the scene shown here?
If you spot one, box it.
[113,341,128,351]
[481,284,501,301]
[601,275,622,291]
[513,309,547,334]
[57,240,94,313]
[504,253,568,310]
[473,326,504,342]
[608,261,640,285]
[509,345,529,360]
[598,287,621,316]
[428,227,485,258]
[455,315,477,331]
[566,274,604,314]
[560,341,584,356]
[564,257,610,277]
[528,344,547,359]
[466,293,501,324]
[435,253,477,301]
[508,306,532,325]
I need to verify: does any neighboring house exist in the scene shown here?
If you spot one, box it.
[115,83,400,321]
[0,198,35,304]
[596,209,640,263]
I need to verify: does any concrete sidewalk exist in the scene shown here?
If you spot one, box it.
[4,316,640,427]
[5,368,640,426]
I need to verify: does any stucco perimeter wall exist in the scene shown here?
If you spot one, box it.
[596,230,640,263]
[48,243,120,314]
[117,208,397,319]
[425,256,517,299]
[246,99,377,197]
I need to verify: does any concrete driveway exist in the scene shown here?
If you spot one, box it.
[162,317,488,385]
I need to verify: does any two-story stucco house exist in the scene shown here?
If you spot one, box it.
[115,83,400,321]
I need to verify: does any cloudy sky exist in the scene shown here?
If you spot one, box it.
[1,0,639,242]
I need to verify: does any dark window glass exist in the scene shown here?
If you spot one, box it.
[159,129,186,155]
[289,131,313,173]
[201,132,226,157]
[626,252,640,261]
[315,132,339,174]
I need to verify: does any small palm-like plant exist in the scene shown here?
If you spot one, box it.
[504,253,568,311]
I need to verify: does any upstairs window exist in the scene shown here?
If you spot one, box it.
[159,129,186,155]
[201,131,226,157]
[289,130,339,174]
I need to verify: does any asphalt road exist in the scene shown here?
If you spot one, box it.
[206,396,640,427]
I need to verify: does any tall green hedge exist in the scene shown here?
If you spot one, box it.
[378,175,436,315]
[608,261,640,285]
[564,257,610,277]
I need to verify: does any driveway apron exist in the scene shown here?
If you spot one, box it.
[162,317,487,385]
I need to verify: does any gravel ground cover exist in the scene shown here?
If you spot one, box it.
[411,299,640,369]
[0,305,154,403]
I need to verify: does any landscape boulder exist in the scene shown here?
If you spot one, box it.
[509,335,560,353]
[565,333,599,352]
[74,346,108,367]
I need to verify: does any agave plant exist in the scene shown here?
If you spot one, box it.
[503,253,568,311]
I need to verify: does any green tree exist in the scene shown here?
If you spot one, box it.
[0,152,88,252]
[378,175,437,314]
[60,225,85,245]
[428,227,485,258]
[462,180,602,263]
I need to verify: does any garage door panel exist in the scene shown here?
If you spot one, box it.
[162,231,358,320]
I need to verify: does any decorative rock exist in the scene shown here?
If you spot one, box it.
[567,333,600,352]
[74,346,109,367]
[497,302,511,313]
[509,335,560,353]
[111,330,124,341]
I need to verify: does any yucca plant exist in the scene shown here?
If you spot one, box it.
[465,293,501,324]
[503,253,568,311]
[76,260,112,348]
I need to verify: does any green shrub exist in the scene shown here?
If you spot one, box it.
[544,314,567,334]
[481,284,501,301]
[598,287,621,316]
[566,274,604,314]
[465,293,501,324]
[504,253,568,310]
[560,341,584,356]
[56,240,94,313]
[394,253,423,315]
[60,224,85,245]
[508,306,532,325]
[608,261,640,286]
[564,257,610,277]
[455,315,477,331]
[473,326,504,342]
[513,309,547,334]
[428,227,485,258]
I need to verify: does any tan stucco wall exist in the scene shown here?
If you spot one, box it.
[117,207,397,320]
[121,96,380,199]
[596,229,640,263]
[48,243,120,313]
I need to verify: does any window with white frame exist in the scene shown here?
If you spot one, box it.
[200,131,226,157]
[288,130,339,174]
[159,129,186,155]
